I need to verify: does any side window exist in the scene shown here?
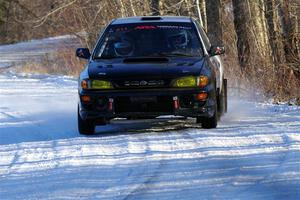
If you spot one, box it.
[194,21,211,51]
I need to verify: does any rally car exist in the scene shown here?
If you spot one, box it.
[76,16,227,135]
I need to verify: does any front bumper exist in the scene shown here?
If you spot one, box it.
[78,87,216,120]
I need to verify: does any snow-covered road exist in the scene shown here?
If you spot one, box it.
[0,73,300,200]
[0,35,79,69]
[0,38,300,200]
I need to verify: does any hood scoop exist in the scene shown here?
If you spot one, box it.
[123,57,169,63]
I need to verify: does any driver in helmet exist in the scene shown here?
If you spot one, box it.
[114,34,135,57]
[168,29,189,50]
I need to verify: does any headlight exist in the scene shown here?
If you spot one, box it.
[80,79,113,89]
[91,80,113,89]
[171,75,209,88]
[172,76,197,87]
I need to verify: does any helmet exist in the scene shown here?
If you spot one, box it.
[114,38,134,57]
[168,30,188,50]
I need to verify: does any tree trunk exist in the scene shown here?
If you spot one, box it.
[129,0,136,16]
[195,0,206,29]
[232,0,253,69]
[264,0,276,62]
[205,0,222,45]
[0,1,9,42]
[150,0,160,16]
[296,0,300,61]
[248,0,272,66]
[183,0,192,16]
[119,0,127,17]
[276,0,297,63]
[264,0,286,64]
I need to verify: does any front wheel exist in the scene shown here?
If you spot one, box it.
[78,108,95,135]
[217,78,228,117]
[96,117,107,126]
[197,98,218,129]
[224,79,228,113]
[197,112,218,129]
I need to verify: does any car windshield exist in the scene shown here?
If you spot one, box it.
[94,23,204,59]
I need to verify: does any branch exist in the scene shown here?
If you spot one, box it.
[196,0,204,26]
[33,0,78,28]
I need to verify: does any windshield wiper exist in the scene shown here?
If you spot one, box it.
[151,52,196,58]
[94,55,120,59]
[123,57,169,63]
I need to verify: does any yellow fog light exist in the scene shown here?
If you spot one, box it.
[91,80,113,89]
[198,76,209,88]
[172,76,197,88]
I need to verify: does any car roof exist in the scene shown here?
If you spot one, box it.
[111,16,192,25]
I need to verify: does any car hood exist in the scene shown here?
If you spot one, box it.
[88,57,206,81]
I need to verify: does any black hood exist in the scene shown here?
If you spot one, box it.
[88,57,205,81]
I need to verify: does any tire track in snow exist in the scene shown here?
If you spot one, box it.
[1,66,300,199]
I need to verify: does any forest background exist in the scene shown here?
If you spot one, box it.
[0,0,299,103]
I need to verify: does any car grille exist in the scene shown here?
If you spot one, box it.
[115,80,167,88]
[114,96,173,113]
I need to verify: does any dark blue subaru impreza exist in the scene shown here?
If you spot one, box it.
[76,16,227,134]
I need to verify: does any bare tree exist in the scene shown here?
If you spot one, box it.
[264,0,286,64]
[150,0,160,15]
[276,0,299,64]
[249,0,272,65]
[195,0,204,27]
[231,0,272,69]
[129,0,136,16]
[205,0,222,45]
[0,0,299,101]
[232,0,253,69]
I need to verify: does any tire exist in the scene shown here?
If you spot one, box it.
[96,117,107,126]
[217,79,227,117]
[197,94,218,129]
[197,112,218,129]
[78,107,95,135]
[224,79,228,113]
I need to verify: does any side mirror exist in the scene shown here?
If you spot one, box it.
[76,48,91,59]
[209,46,225,56]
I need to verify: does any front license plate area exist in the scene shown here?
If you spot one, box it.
[130,96,157,103]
